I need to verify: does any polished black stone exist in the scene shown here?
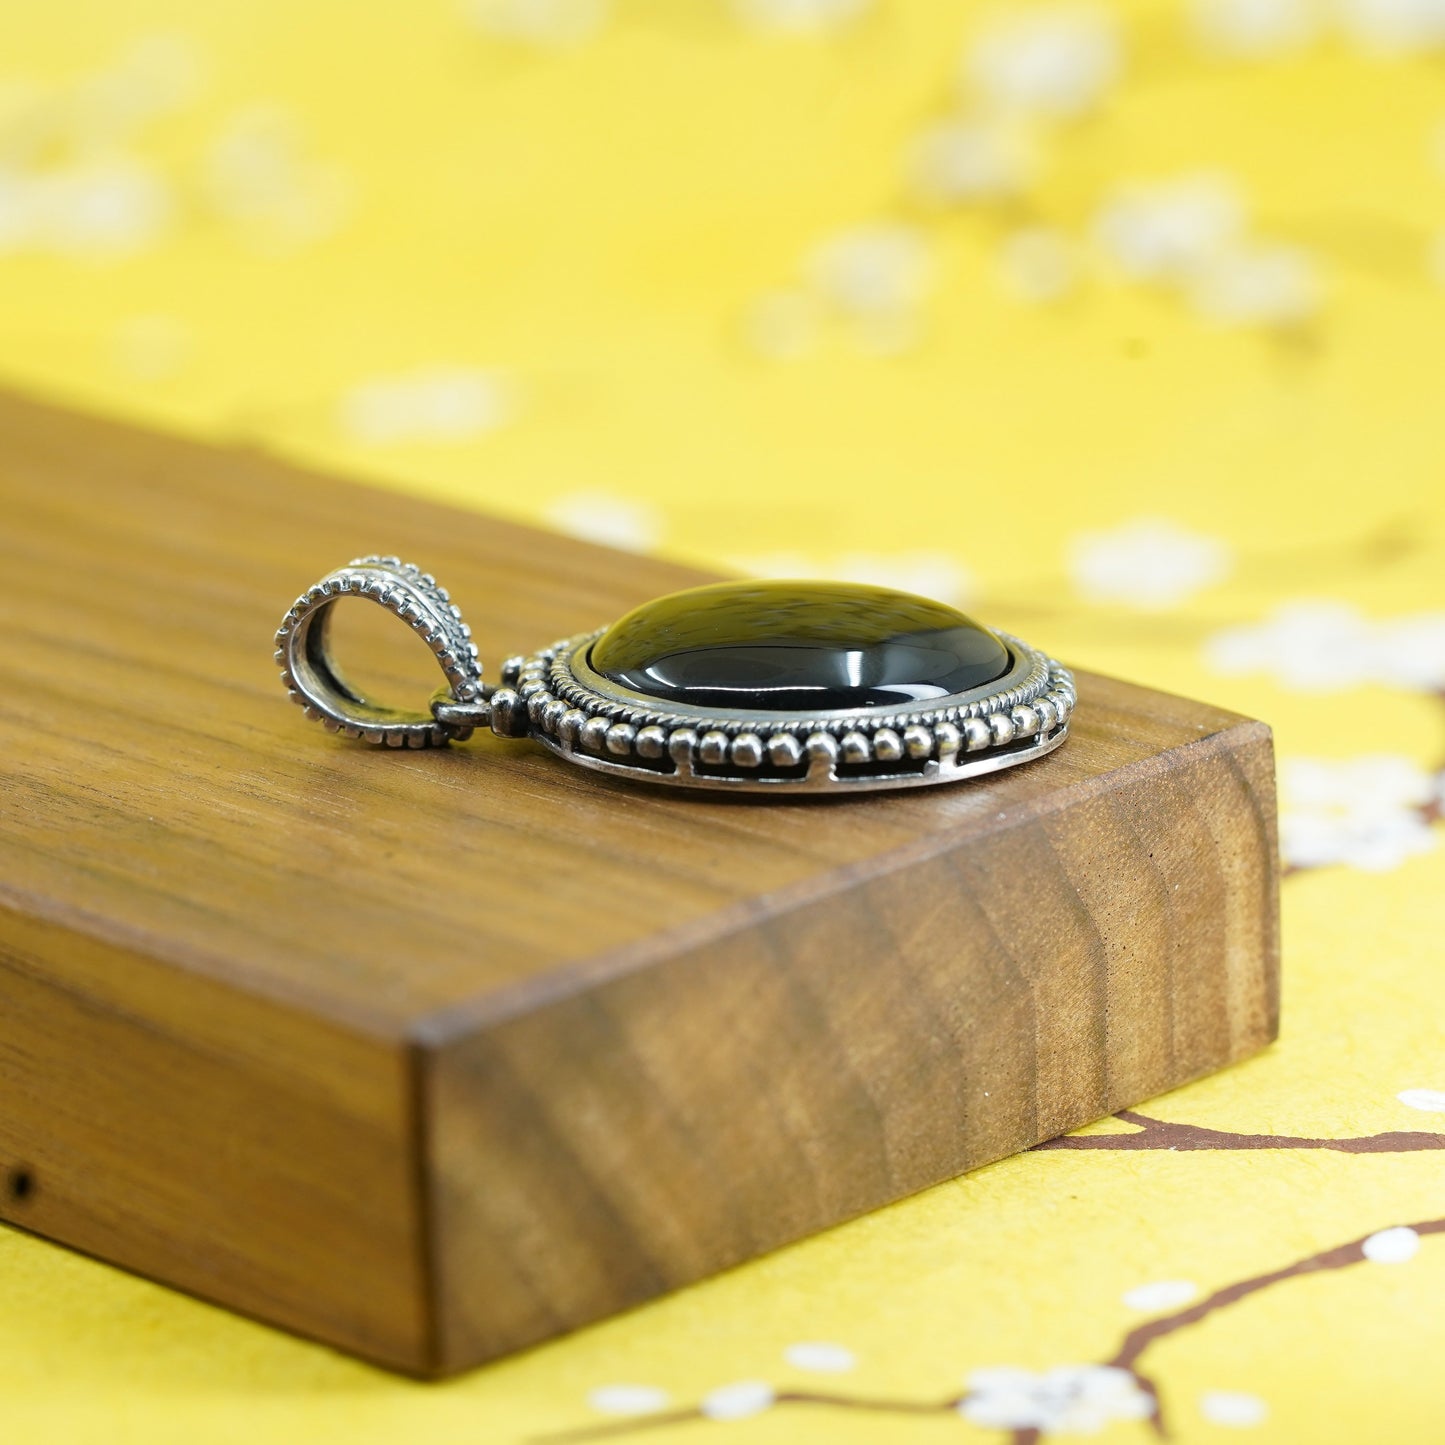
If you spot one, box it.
[589,579,1011,712]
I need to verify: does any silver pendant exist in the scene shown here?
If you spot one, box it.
[276,556,1073,794]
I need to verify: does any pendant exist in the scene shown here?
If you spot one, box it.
[276,556,1074,794]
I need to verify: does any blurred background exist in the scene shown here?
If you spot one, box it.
[3,3,1445,1442]
[1,1,1443,758]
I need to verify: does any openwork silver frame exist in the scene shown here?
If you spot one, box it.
[498,628,1074,794]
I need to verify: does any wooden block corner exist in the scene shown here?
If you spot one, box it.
[0,389,1279,1377]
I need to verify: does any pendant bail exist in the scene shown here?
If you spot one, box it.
[275,556,484,747]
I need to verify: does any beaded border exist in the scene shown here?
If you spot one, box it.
[493,629,1076,788]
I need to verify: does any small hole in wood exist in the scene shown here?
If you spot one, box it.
[7,1168,34,1203]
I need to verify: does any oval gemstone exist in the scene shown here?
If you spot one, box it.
[589,579,1011,712]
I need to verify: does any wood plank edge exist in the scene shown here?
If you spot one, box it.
[406,715,1278,1049]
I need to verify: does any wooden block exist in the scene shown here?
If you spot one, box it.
[0,389,1280,1377]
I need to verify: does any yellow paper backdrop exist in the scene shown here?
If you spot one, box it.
[2,2,1444,1441]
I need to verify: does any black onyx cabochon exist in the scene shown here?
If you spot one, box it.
[588,579,1012,712]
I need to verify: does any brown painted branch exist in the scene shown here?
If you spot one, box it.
[534,1391,963,1443]
[1034,1109,1445,1154]
[1109,1217,1445,1373]
[534,1219,1445,1444]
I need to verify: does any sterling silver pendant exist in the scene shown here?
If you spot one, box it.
[276,556,1074,794]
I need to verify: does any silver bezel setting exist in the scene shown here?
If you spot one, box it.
[506,628,1075,793]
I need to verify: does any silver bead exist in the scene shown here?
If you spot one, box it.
[768,733,803,767]
[935,721,962,757]
[989,713,1016,746]
[527,690,555,723]
[699,730,729,765]
[903,724,933,759]
[488,687,526,738]
[500,655,526,686]
[558,707,587,745]
[635,725,667,759]
[517,677,548,701]
[580,715,610,753]
[962,717,992,751]
[1011,704,1040,738]
[605,722,636,756]
[669,728,698,764]
[805,731,839,774]
[1034,697,1057,732]
[840,730,870,764]
[731,733,764,767]
[873,728,903,762]
[541,698,568,733]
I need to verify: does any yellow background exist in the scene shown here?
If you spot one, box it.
[2,2,1444,1440]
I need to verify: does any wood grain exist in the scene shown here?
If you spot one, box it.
[0,389,1279,1375]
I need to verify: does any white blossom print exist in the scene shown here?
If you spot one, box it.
[1278,755,1439,873]
[1205,602,1445,693]
[807,222,933,351]
[1068,518,1232,608]
[0,34,202,260]
[1199,1389,1270,1426]
[783,1341,857,1372]
[732,0,871,35]
[1189,0,1318,56]
[556,1223,1445,1442]
[1121,1279,1198,1311]
[1361,1226,1422,1263]
[463,0,610,46]
[966,6,1124,119]
[586,1384,670,1415]
[1337,0,1445,54]
[202,103,352,252]
[1398,1088,1445,1112]
[543,492,662,552]
[959,1364,1155,1434]
[1094,172,1244,282]
[909,117,1038,205]
[339,368,514,445]
[698,1380,776,1420]
[1189,243,1320,327]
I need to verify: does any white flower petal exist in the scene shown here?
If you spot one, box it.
[967,6,1122,118]
[809,224,932,318]
[1339,0,1445,54]
[733,0,871,34]
[544,492,661,552]
[910,118,1036,204]
[1190,244,1320,327]
[1070,518,1231,608]
[1202,602,1445,693]
[1398,1088,1445,1113]
[587,1384,670,1415]
[465,0,610,45]
[963,1364,1153,1434]
[340,368,512,445]
[1362,1225,1421,1263]
[699,1380,776,1421]
[1095,172,1243,282]
[1190,0,1317,55]
[784,1341,856,1372]
[1122,1279,1199,1311]
[1200,1390,1269,1426]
